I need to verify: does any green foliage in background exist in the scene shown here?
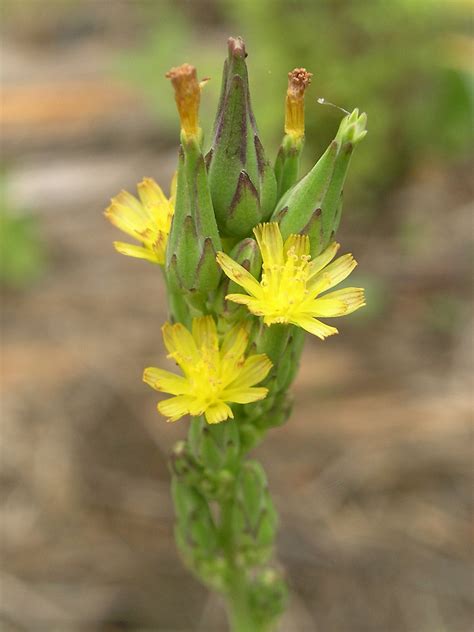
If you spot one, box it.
[117,0,472,211]
[223,0,472,202]
[0,179,46,289]
[115,3,225,142]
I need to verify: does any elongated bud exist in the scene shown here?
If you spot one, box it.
[166,65,222,297]
[274,68,312,201]
[207,37,277,238]
[272,108,367,256]
[335,107,367,145]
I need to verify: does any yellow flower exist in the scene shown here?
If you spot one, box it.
[143,316,272,424]
[216,222,365,340]
[105,176,176,265]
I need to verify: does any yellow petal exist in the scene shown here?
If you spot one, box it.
[105,201,149,240]
[204,402,234,424]
[113,241,160,263]
[150,233,167,265]
[283,233,310,259]
[227,354,272,390]
[158,395,193,422]
[311,287,366,317]
[188,399,207,417]
[225,293,252,304]
[216,252,261,296]
[292,316,338,339]
[220,324,249,384]
[162,322,199,367]
[137,177,168,212]
[220,322,249,358]
[308,253,357,294]
[192,315,218,353]
[307,241,340,279]
[221,386,269,404]
[225,294,262,311]
[111,190,147,219]
[253,222,284,268]
[143,367,189,395]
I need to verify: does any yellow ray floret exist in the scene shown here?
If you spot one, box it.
[143,316,272,424]
[216,222,365,339]
[104,175,176,265]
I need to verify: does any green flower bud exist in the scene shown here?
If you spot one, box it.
[166,65,222,296]
[188,416,240,472]
[272,108,367,255]
[172,478,218,561]
[170,440,203,486]
[172,478,228,589]
[250,569,288,625]
[232,461,278,565]
[238,422,263,454]
[207,37,277,238]
[166,142,222,297]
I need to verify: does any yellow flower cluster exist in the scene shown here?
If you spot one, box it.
[143,316,272,424]
[106,180,365,423]
[217,222,365,339]
[105,176,176,265]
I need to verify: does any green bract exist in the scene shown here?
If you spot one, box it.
[207,37,277,239]
[272,108,368,256]
[166,136,222,297]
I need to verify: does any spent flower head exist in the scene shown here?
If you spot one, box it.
[166,63,208,141]
[217,222,365,339]
[105,176,176,265]
[143,316,272,424]
[284,68,313,141]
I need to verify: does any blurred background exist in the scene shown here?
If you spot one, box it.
[1,0,472,630]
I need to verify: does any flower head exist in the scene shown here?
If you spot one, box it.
[285,68,312,141]
[166,63,207,140]
[216,222,365,339]
[143,316,272,424]
[105,176,176,265]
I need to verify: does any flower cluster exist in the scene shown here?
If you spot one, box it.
[105,37,367,425]
[105,36,369,631]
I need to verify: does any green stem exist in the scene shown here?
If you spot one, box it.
[227,571,264,632]
[221,494,261,632]
[220,483,265,632]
